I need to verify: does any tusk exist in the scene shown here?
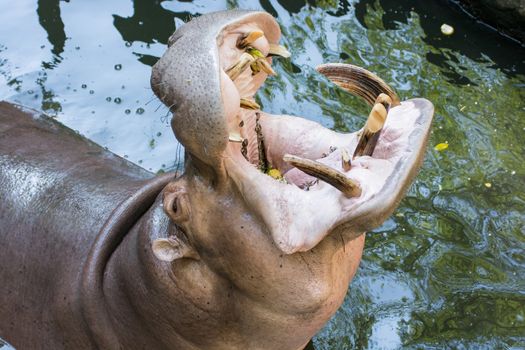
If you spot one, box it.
[240,98,260,110]
[256,58,276,76]
[341,148,351,172]
[226,53,256,81]
[283,154,361,198]
[353,100,388,158]
[229,132,244,143]
[237,30,264,49]
[316,63,400,107]
[268,43,291,58]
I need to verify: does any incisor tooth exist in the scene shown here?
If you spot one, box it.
[256,58,276,76]
[341,148,351,172]
[225,53,256,81]
[240,98,260,110]
[237,30,264,49]
[283,154,361,198]
[268,44,291,58]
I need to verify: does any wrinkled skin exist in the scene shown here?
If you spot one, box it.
[0,10,433,350]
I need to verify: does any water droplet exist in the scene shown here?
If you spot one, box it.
[27,90,34,94]
[136,107,145,115]
[511,170,516,175]
[114,97,122,104]
[106,97,112,102]
[114,64,122,71]
[125,109,131,114]
[125,42,132,47]
[89,90,94,94]
[81,84,87,89]
[156,132,162,137]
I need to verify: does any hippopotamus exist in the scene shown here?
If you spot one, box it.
[0,10,433,350]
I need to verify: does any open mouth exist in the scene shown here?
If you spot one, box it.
[218,19,433,254]
[151,11,433,255]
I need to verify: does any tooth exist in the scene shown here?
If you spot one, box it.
[237,30,264,49]
[283,154,361,198]
[375,93,393,112]
[229,132,244,143]
[268,44,291,58]
[256,58,276,76]
[353,101,388,158]
[226,53,256,81]
[250,61,261,75]
[341,148,351,172]
[240,98,260,110]
[316,63,400,106]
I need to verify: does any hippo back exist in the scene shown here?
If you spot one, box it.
[0,102,152,348]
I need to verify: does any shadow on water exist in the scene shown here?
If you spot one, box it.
[36,0,66,61]
[1,0,525,349]
[354,0,525,82]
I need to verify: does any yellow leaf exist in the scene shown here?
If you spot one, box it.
[434,143,449,151]
[267,168,282,180]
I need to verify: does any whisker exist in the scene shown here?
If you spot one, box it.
[145,95,157,105]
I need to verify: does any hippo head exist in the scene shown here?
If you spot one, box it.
[150,9,433,348]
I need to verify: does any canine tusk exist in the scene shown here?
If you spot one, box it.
[268,43,291,58]
[316,63,400,106]
[237,30,264,49]
[283,154,361,198]
[226,53,256,81]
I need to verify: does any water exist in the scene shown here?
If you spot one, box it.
[1,0,524,348]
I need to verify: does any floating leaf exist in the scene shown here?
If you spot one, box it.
[434,142,449,151]
[267,168,283,180]
[440,23,454,36]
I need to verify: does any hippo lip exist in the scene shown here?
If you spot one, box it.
[152,10,434,254]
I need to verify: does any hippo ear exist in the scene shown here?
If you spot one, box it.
[152,237,198,262]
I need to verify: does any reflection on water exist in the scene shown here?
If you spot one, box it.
[1,0,524,349]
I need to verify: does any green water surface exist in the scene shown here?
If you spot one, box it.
[1,0,524,349]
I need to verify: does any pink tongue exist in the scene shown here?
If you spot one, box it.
[283,168,317,188]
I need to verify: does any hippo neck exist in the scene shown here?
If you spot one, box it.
[79,173,174,349]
